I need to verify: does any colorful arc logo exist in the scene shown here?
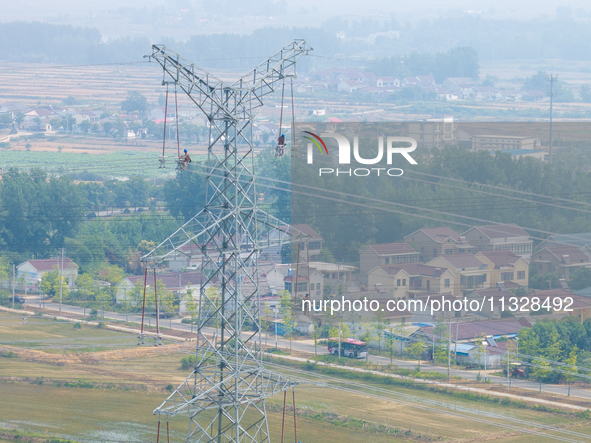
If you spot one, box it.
[302,131,328,155]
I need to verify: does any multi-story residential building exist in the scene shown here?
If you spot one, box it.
[359,242,419,284]
[404,227,473,262]
[367,262,454,298]
[462,223,533,259]
[475,250,529,287]
[537,233,591,258]
[290,224,323,261]
[532,245,591,280]
[407,116,456,148]
[471,135,538,151]
[427,253,491,296]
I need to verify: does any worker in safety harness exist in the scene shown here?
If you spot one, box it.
[275,133,285,156]
[180,148,192,170]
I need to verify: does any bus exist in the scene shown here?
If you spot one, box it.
[327,338,367,359]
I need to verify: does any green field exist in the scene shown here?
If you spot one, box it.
[1,313,590,442]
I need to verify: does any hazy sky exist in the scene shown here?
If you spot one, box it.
[2,0,590,40]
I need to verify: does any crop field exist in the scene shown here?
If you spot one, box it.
[1,312,590,443]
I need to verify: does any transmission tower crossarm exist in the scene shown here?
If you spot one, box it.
[145,45,231,120]
[230,39,312,115]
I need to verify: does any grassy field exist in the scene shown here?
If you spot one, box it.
[1,313,590,442]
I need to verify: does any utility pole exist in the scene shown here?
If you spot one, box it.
[12,264,15,309]
[447,310,451,381]
[546,74,558,164]
[506,348,510,390]
[338,324,342,357]
[59,248,64,314]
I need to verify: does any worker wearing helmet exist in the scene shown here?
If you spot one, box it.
[276,133,286,156]
[180,148,192,170]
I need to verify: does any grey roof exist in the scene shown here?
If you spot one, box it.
[542,233,591,249]
[421,318,530,341]
[367,242,417,255]
[430,253,486,270]
[468,223,529,239]
[379,262,446,277]
[539,245,590,264]
[418,227,461,243]
[477,250,521,267]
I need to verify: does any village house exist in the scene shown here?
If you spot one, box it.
[537,233,591,258]
[404,226,473,262]
[367,262,454,299]
[115,270,210,313]
[462,223,533,260]
[475,250,529,287]
[17,257,79,288]
[532,244,591,280]
[359,242,419,284]
[427,253,491,296]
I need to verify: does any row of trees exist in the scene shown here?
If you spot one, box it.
[518,319,591,383]
[292,145,591,266]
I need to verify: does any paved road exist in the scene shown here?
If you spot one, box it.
[25,296,591,402]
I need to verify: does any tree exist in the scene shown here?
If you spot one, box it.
[328,322,351,341]
[405,341,427,370]
[311,320,321,355]
[121,91,149,117]
[185,290,198,320]
[0,113,12,125]
[581,84,591,103]
[359,328,377,362]
[279,289,292,312]
[72,273,97,301]
[282,310,297,351]
[473,333,487,378]
[371,313,386,352]
[384,327,396,364]
[40,270,67,298]
[79,119,91,134]
[97,264,125,286]
[260,308,273,346]
[14,112,24,127]
[158,284,176,318]
[568,267,591,291]
[95,290,111,318]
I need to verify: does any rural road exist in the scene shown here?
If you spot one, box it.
[24,296,591,402]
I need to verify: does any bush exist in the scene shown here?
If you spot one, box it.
[0,351,19,358]
[166,383,174,392]
[73,322,82,329]
[180,355,196,370]
[90,308,98,316]
[97,321,106,329]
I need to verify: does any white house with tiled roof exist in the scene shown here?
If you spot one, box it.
[17,257,79,287]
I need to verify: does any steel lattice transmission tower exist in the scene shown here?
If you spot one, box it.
[142,40,311,442]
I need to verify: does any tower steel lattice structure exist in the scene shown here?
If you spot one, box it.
[142,40,311,442]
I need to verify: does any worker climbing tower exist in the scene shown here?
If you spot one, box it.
[142,40,311,442]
